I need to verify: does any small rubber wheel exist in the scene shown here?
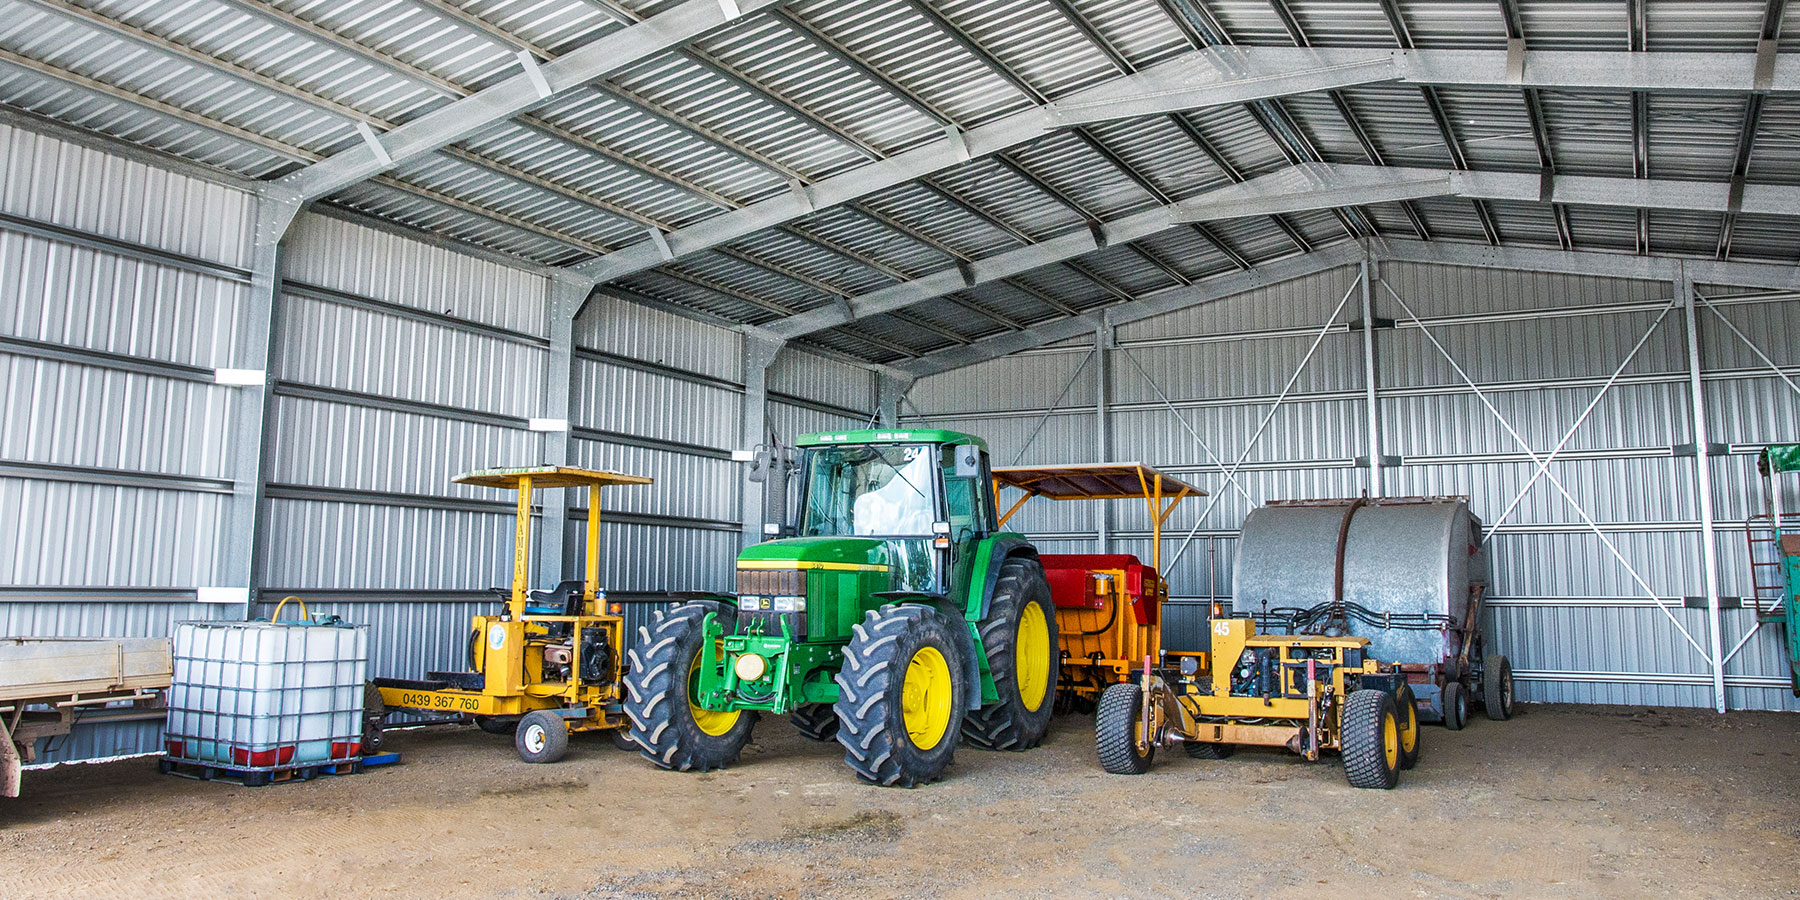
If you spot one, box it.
[610,729,638,751]
[1341,688,1400,790]
[1442,681,1467,731]
[1095,682,1155,775]
[1184,741,1235,760]
[1395,685,1421,771]
[475,715,520,735]
[516,710,569,764]
[1483,654,1514,721]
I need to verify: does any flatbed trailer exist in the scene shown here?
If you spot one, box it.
[1,636,171,797]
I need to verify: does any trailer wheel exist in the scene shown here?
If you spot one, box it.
[790,703,839,742]
[1482,654,1514,721]
[835,605,968,787]
[963,557,1059,751]
[1184,741,1235,760]
[624,600,758,772]
[1095,682,1155,775]
[516,710,568,764]
[1395,685,1420,770]
[1441,682,1467,731]
[1341,689,1400,790]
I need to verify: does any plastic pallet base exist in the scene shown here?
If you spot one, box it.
[158,756,365,787]
[361,752,400,767]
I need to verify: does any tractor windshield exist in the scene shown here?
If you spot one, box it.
[800,444,937,537]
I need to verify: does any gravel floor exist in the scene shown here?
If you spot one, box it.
[1,702,1796,899]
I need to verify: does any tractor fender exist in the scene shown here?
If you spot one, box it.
[966,536,1040,623]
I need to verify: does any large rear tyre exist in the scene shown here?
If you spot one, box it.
[790,703,839,742]
[1395,685,1420,770]
[835,606,967,787]
[1095,682,1154,775]
[962,557,1059,751]
[623,600,758,772]
[1341,688,1400,790]
[1482,654,1514,721]
[516,710,568,764]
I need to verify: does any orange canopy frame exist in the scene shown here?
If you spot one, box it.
[990,463,1206,573]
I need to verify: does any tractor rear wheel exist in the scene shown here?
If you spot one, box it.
[835,606,967,787]
[1095,682,1154,775]
[1482,654,1514,721]
[624,600,758,772]
[1395,684,1420,770]
[1341,688,1400,790]
[790,703,839,742]
[962,557,1058,751]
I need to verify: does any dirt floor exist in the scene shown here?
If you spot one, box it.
[2,703,1797,900]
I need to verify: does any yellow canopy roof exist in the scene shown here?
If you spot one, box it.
[991,462,1206,501]
[453,465,654,490]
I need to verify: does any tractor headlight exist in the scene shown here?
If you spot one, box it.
[737,595,764,611]
[734,653,769,681]
[772,595,805,612]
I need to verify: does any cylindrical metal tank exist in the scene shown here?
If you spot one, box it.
[1233,498,1487,667]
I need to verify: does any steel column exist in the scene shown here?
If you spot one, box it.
[1680,270,1728,712]
[740,330,786,546]
[1096,315,1113,553]
[1359,258,1382,498]
[536,275,591,589]
[222,190,302,612]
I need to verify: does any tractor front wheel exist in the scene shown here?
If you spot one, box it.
[1095,682,1154,775]
[963,557,1059,751]
[835,606,967,787]
[623,600,758,772]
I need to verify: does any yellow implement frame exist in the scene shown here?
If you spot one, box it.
[376,466,652,738]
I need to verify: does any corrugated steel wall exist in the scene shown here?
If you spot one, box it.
[911,263,1800,712]
[0,122,879,764]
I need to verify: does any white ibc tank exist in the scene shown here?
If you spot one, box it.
[166,618,368,769]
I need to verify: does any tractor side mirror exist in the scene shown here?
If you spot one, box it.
[952,443,981,478]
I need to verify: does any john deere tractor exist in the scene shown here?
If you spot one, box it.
[624,429,1058,787]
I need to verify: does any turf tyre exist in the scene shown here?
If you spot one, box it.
[1341,688,1400,790]
[1095,682,1155,775]
[515,710,568,764]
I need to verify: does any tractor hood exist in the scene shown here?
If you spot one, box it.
[737,536,894,571]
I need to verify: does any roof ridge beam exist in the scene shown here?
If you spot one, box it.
[275,0,783,201]
[765,161,1800,340]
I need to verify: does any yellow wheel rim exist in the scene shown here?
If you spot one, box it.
[1399,698,1418,754]
[1016,601,1051,713]
[901,645,954,750]
[688,653,741,737]
[1382,711,1399,770]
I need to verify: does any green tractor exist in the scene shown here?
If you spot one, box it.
[624,429,1058,786]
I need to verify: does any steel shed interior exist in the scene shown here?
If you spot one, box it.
[1,0,1799,763]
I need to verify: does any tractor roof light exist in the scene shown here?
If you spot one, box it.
[734,653,769,682]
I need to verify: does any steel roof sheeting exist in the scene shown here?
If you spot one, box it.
[0,0,1797,364]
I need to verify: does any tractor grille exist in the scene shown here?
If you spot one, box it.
[737,567,804,596]
[735,566,807,640]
